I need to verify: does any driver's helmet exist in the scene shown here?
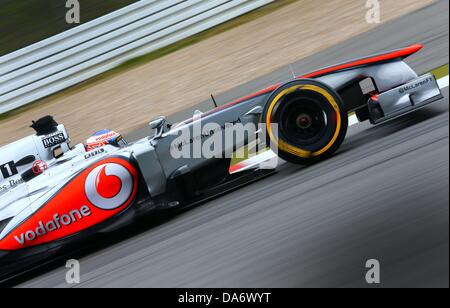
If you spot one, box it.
[86,129,127,151]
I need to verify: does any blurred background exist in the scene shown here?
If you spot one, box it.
[0,0,136,56]
[0,0,435,146]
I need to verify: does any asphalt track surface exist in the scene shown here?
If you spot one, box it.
[19,1,449,287]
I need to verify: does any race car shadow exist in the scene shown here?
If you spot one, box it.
[3,171,276,287]
[1,210,179,287]
[339,103,447,156]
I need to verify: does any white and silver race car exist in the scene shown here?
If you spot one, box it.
[0,44,443,279]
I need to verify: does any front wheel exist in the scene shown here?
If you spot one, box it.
[262,79,348,164]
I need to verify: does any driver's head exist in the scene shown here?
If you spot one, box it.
[86,129,127,151]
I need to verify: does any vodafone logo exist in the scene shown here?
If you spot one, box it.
[85,163,134,210]
[0,158,138,251]
[94,132,117,141]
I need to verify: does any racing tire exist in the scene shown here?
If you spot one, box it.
[262,79,348,164]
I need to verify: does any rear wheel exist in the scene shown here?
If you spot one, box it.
[262,79,348,164]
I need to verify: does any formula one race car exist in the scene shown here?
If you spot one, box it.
[0,44,443,279]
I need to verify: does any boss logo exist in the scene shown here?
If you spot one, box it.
[42,133,66,148]
[84,163,134,210]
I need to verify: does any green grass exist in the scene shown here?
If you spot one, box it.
[0,0,137,56]
[431,64,449,80]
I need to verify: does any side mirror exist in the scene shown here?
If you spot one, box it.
[149,116,166,130]
[149,116,167,139]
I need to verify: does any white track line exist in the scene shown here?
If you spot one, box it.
[349,114,359,126]
[438,75,449,89]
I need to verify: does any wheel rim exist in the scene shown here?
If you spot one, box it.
[280,98,328,146]
[265,83,344,159]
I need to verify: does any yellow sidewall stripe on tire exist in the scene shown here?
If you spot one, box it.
[266,84,342,158]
